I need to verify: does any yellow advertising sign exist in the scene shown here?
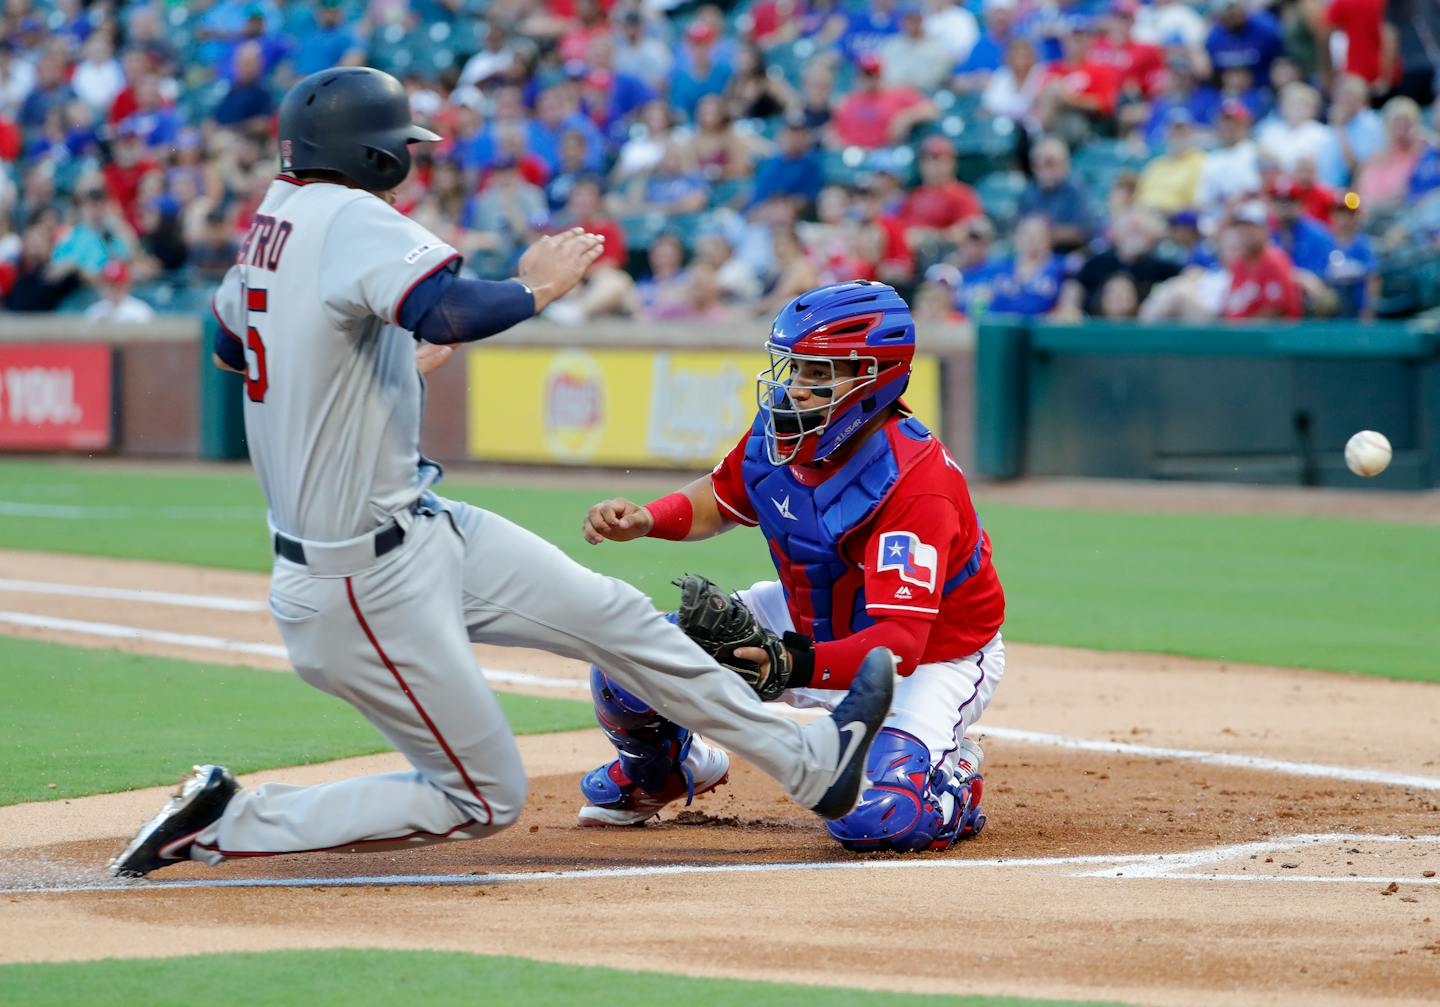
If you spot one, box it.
[467,347,941,468]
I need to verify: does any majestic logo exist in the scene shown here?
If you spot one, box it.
[772,493,797,521]
[894,585,913,599]
[876,530,938,592]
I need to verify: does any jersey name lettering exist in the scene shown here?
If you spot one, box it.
[238,214,294,273]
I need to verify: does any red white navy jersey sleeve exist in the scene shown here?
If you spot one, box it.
[317,194,460,328]
[709,430,758,526]
[861,493,960,620]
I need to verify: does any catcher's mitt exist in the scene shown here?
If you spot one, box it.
[672,574,811,701]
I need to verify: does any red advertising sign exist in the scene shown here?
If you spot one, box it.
[0,344,115,450]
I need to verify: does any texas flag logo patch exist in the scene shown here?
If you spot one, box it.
[876,531,938,593]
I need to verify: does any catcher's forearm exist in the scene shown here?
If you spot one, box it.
[809,617,930,688]
[644,475,732,542]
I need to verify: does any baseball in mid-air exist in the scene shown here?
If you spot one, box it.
[1344,430,1392,477]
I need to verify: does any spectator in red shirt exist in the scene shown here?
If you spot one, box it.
[0,114,19,162]
[1222,201,1302,319]
[857,172,916,286]
[1276,158,1340,225]
[1092,1,1164,99]
[828,53,939,149]
[101,122,160,231]
[897,135,982,259]
[1038,18,1122,139]
[541,176,639,324]
[1322,0,1398,93]
[557,0,614,63]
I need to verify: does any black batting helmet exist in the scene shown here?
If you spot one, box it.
[277,67,441,192]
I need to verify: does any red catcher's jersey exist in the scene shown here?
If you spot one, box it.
[711,417,1006,660]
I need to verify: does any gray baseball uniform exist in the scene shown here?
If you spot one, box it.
[195,177,844,861]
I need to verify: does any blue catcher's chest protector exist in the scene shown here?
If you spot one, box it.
[740,413,937,642]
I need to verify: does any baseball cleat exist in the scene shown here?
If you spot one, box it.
[811,647,896,820]
[109,765,238,878]
[953,735,986,841]
[578,738,730,826]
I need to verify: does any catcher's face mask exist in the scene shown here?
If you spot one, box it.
[756,347,875,466]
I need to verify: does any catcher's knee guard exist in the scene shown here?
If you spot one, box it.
[588,663,692,794]
[824,728,982,853]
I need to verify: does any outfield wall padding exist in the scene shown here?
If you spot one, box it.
[975,318,1440,490]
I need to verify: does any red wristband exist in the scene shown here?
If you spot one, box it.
[643,492,693,541]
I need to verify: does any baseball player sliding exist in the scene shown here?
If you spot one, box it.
[111,69,894,877]
[579,281,1005,851]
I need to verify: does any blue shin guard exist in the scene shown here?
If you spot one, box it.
[584,664,693,797]
[825,728,982,853]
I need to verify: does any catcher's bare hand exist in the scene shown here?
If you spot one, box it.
[518,227,606,312]
[583,497,653,545]
[415,342,454,376]
[733,646,770,677]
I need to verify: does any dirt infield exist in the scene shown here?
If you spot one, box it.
[2,550,1439,1006]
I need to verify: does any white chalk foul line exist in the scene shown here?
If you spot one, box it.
[0,611,288,660]
[978,726,1440,792]
[7,833,1440,896]
[5,608,1440,793]
[0,610,589,690]
[0,579,265,613]
[1075,832,1440,878]
[0,851,1232,895]
[0,501,262,521]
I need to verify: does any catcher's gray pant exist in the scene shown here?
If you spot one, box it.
[191,495,842,863]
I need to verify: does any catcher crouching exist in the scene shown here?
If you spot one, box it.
[578,281,1005,852]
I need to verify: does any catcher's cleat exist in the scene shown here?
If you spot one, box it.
[109,765,238,878]
[952,735,987,841]
[578,738,730,827]
[811,647,896,820]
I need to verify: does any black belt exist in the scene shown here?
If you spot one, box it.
[273,521,405,566]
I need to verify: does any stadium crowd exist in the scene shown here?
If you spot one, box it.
[1,0,1439,325]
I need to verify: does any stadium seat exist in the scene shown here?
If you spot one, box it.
[709,178,754,209]
[975,171,1028,229]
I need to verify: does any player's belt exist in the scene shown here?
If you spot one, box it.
[273,522,404,568]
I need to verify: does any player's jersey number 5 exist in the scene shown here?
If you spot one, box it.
[245,286,270,403]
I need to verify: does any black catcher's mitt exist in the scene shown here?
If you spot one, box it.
[672,574,812,701]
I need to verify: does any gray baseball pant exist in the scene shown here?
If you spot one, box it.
[191,496,839,862]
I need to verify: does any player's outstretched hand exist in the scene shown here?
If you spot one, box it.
[583,497,653,545]
[518,228,606,313]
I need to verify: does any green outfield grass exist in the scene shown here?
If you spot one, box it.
[1,460,1437,683]
[0,636,594,807]
[0,950,1141,1007]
